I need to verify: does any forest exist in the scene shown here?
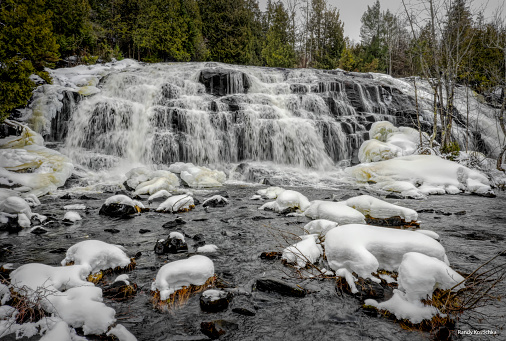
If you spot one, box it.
[0,0,505,125]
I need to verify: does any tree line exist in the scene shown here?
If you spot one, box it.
[1,0,505,145]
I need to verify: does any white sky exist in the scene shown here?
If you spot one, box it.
[258,0,505,43]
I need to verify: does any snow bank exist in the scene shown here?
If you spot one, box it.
[169,162,226,188]
[365,252,464,324]
[61,240,132,274]
[156,194,195,213]
[342,195,418,222]
[304,201,366,225]
[324,224,448,292]
[0,121,73,197]
[282,234,322,268]
[151,255,214,300]
[347,154,493,197]
[259,189,310,213]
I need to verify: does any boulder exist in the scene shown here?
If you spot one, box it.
[255,278,306,297]
[200,320,238,340]
[99,203,138,218]
[103,280,138,300]
[198,68,250,96]
[200,290,232,313]
[154,232,188,254]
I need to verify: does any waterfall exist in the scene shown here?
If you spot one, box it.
[23,60,501,175]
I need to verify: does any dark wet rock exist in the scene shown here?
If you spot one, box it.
[385,193,404,199]
[417,209,435,213]
[99,203,138,218]
[434,216,441,219]
[199,68,250,96]
[454,210,467,215]
[193,233,206,248]
[123,180,135,192]
[433,326,453,340]
[0,215,23,233]
[0,263,15,277]
[78,195,98,200]
[203,196,229,208]
[139,229,151,234]
[260,251,281,260]
[103,280,138,300]
[134,251,142,259]
[200,290,231,313]
[251,216,273,221]
[43,218,61,228]
[162,217,186,228]
[200,320,238,340]
[154,234,188,254]
[354,278,393,301]
[61,193,72,200]
[193,218,208,222]
[170,336,212,341]
[115,190,131,197]
[472,191,496,198]
[362,304,378,317]
[255,278,306,297]
[104,228,121,234]
[30,227,48,235]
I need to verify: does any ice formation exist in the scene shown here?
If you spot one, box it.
[365,252,465,324]
[347,154,493,197]
[324,224,448,292]
[282,234,323,268]
[156,194,195,213]
[151,255,215,300]
[61,240,132,274]
[259,189,310,213]
[0,120,73,197]
[168,162,226,188]
[304,201,366,225]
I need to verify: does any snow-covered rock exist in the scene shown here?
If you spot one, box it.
[203,195,229,207]
[124,168,179,195]
[169,162,225,188]
[61,240,132,274]
[63,211,82,223]
[342,195,418,223]
[147,190,171,204]
[256,186,285,199]
[282,234,322,268]
[303,219,338,236]
[259,189,310,213]
[151,255,214,301]
[156,194,195,213]
[324,224,449,293]
[304,201,366,225]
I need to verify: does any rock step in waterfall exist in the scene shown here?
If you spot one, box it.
[19,60,501,174]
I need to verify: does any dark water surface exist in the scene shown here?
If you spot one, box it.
[1,185,504,341]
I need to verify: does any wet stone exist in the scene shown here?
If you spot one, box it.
[255,277,306,297]
[326,313,359,324]
[230,296,256,317]
[154,235,188,254]
[0,216,22,233]
[99,203,138,218]
[200,290,231,313]
[354,278,393,302]
[103,280,138,300]
[139,229,151,234]
[30,227,48,235]
[203,196,229,208]
[60,193,72,200]
[104,228,121,234]
[251,216,273,221]
[162,217,186,228]
[200,320,238,340]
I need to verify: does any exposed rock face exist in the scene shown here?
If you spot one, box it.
[198,68,251,96]
[48,90,80,142]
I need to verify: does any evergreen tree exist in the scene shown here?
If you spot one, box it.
[262,1,296,67]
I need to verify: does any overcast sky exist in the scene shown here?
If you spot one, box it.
[258,0,505,43]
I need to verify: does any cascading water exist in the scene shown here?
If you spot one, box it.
[24,60,502,181]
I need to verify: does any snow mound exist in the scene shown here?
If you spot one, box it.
[203,195,229,207]
[0,196,34,228]
[169,162,226,188]
[104,194,144,209]
[107,324,138,341]
[324,224,448,292]
[147,190,171,203]
[365,252,464,324]
[156,194,195,213]
[259,189,310,213]
[197,244,219,253]
[282,234,322,268]
[151,255,215,300]
[0,121,73,197]
[63,211,82,222]
[257,186,285,199]
[61,240,132,274]
[347,154,493,197]
[342,195,417,222]
[304,201,366,225]
[64,204,87,210]
[125,168,179,195]
[303,219,338,236]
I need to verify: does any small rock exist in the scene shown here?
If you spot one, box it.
[30,227,48,235]
[162,217,186,228]
[200,320,238,340]
[417,209,435,213]
[154,233,188,254]
[255,278,306,297]
[49,248,67,254]
[259,251,281,260]
[203,195,229,208]
[251,216,273,221]
[454,211,466,215]
[193,233,206,248]
[99,203,138,218]
[230,296,256,316]
[193,218,208,222]
[103,280,138,300]
[61,193,72,200]
[139,229,151,234]
[200,290,231,313]
[78,195,97,200]
[104,228,121,234]
[385,193,404,199]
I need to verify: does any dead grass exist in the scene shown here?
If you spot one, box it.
[66,258,136,284]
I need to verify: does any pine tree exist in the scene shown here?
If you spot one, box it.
[262,1,296,68]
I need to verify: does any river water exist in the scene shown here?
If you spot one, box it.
[1,184,504,341]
